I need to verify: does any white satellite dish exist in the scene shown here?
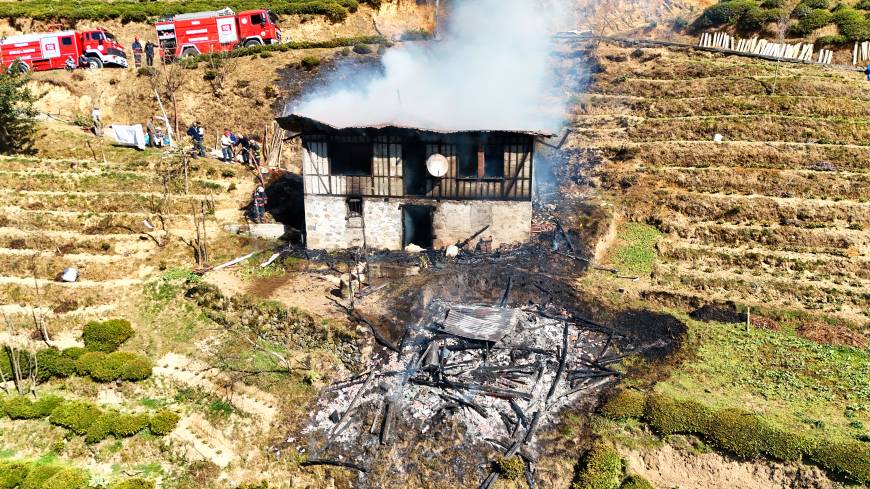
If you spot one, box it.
[426,153,448,177]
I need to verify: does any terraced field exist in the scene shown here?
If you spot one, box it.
[0,150,247,329]
[577,44,870,326]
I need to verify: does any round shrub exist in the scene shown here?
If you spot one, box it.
[620,474,654,489]
[112,413,150,437]
[790,8,832,35]
[20,465,61,489]
[600,389,646,420]
[82,319,134,352]
[352,43,372,54]
[42,467,89,489]
[0,460,30,489]
[496,456,524,480]
[49,401,102,435]
[75,351,107,378]
[36,348,77,381]
[809,438,870,484]
[109,352,153,381]
[149,410,180,436]
[61,347,86,360]
[3,396,41,419]
[831,7,870,41]
[84,413,113,444]
[645,394,712,436]
[110,479,155,489]
[573,441,623,489]
[707,408,766,459]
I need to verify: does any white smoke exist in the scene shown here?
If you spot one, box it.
[292,0,569,133]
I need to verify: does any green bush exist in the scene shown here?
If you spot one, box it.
[761,423,810,462]
[110,479,155,489]
[761,0,785,7]
[645,394,712,436]
[42,468,89,489]
[301,55,321,70]
[82,319,134,352]
[61,347,86,360]
[75,351,106,377]
[738,6,771,30]
[620,474,654,489]
[696,0,758,27]
[707,408,766,459]
[0,460,29,489]
[84,413,113,444]
[75,351,152,382]
[352,43,373,54]
[857,0,870,10]
[831,7,870,40]
[3,395,62,419]
[112,413,150,437]
[809,439,870,484]
[799,0,830,8]
[49,401,100,435]
[600,389,647,420]
[149,410,180,435]
[496,456,524,480]
[790,8,832,35]
[816,34,849,44]
[20,465,61,489]
[36,348,77,381]
[573,441,623,489]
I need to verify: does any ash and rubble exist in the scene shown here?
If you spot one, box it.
[298,293,623,487]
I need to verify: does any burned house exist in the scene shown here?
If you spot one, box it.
[277,114,548,251]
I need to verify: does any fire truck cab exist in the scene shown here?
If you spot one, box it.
[156,8,281,61]
[0,28,127,72]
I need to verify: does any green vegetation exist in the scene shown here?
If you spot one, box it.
[0,0,381,23]
[82,319,134,352]
[572,441,623,489]
[612,223,661,275]
[0,459,149,489]
[696,0,870,40]
[75,351,153,382]
[495,456,524,480]
[600,391,870,483]
[0,61,40,155]
[620,474,655,489]
[186,35,386,65]
[0,395,179,443]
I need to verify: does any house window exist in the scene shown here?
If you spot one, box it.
[456,141,478,178]
[484,143,504,178]
[329,141,372,176]
[347,198,363,217]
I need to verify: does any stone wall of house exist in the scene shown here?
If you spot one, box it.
[304,195,531,251]
[432,200,532,249]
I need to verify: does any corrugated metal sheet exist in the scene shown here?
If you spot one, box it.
[276,114,554,138]
[440,305,519,342]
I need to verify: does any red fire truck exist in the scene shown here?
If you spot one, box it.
[0,28,128,72]
[155,7,281,61]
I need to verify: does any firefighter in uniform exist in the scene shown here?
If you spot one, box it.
[251,186,268,223]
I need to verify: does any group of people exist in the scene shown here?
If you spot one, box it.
[130,37,156,68]
[144,118,169,147]
[186,123,262,166]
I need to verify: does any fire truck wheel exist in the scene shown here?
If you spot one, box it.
[87,57,103,69]
[244,39,262,47]
[181,48,198,58]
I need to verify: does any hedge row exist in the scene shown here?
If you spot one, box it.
[600,389,870,484]
[0,395,179,443]
[82,319,134,353]
[0,0,379,23]
[1,347,152,384]
[572,441,623,489]
[0,459,153,489]
[186,35,386,64]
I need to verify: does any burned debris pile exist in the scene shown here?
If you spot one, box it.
[301,297,622,487]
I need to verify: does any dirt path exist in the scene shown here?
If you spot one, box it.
[171,413,237,468]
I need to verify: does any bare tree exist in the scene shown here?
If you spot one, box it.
[2,311,38,396]
[203,51,239,98]
[181,200,211,268]
[770,11,791,96]
[149,63,188,139]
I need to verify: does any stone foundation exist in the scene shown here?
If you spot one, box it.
[304,195,531,251]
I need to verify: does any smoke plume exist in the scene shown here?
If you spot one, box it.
[292,0,568,133]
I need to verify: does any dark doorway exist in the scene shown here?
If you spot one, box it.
[403,205,433,248]
[403,140,427,196]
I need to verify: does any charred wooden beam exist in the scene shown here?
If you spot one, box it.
[457,225,491,250]
[498,276,513,307]
[301,459,367,473]
[546,321,570,401]
[479,471,499,489]
[440,393,488,419]
[509,399,529,428]
[379,401,394,445]
[554,219,575,253]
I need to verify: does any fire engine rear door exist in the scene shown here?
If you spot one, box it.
[216,17,238,44]
[40,36,61,59]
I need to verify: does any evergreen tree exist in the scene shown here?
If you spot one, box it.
[0,61,40,154]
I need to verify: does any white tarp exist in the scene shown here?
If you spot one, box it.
[111,124,146,150]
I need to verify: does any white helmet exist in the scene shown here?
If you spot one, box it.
[257,186,265,193]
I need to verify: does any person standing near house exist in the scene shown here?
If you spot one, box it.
[187,122,205,157]
[236,134,251,165]
[144,40,155,67]
[146,118,155,147]
[220,128,234,162]
[251,186,268,223]
[250,136,262,167]
[131,37,143,68]
[91,106,102,137]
